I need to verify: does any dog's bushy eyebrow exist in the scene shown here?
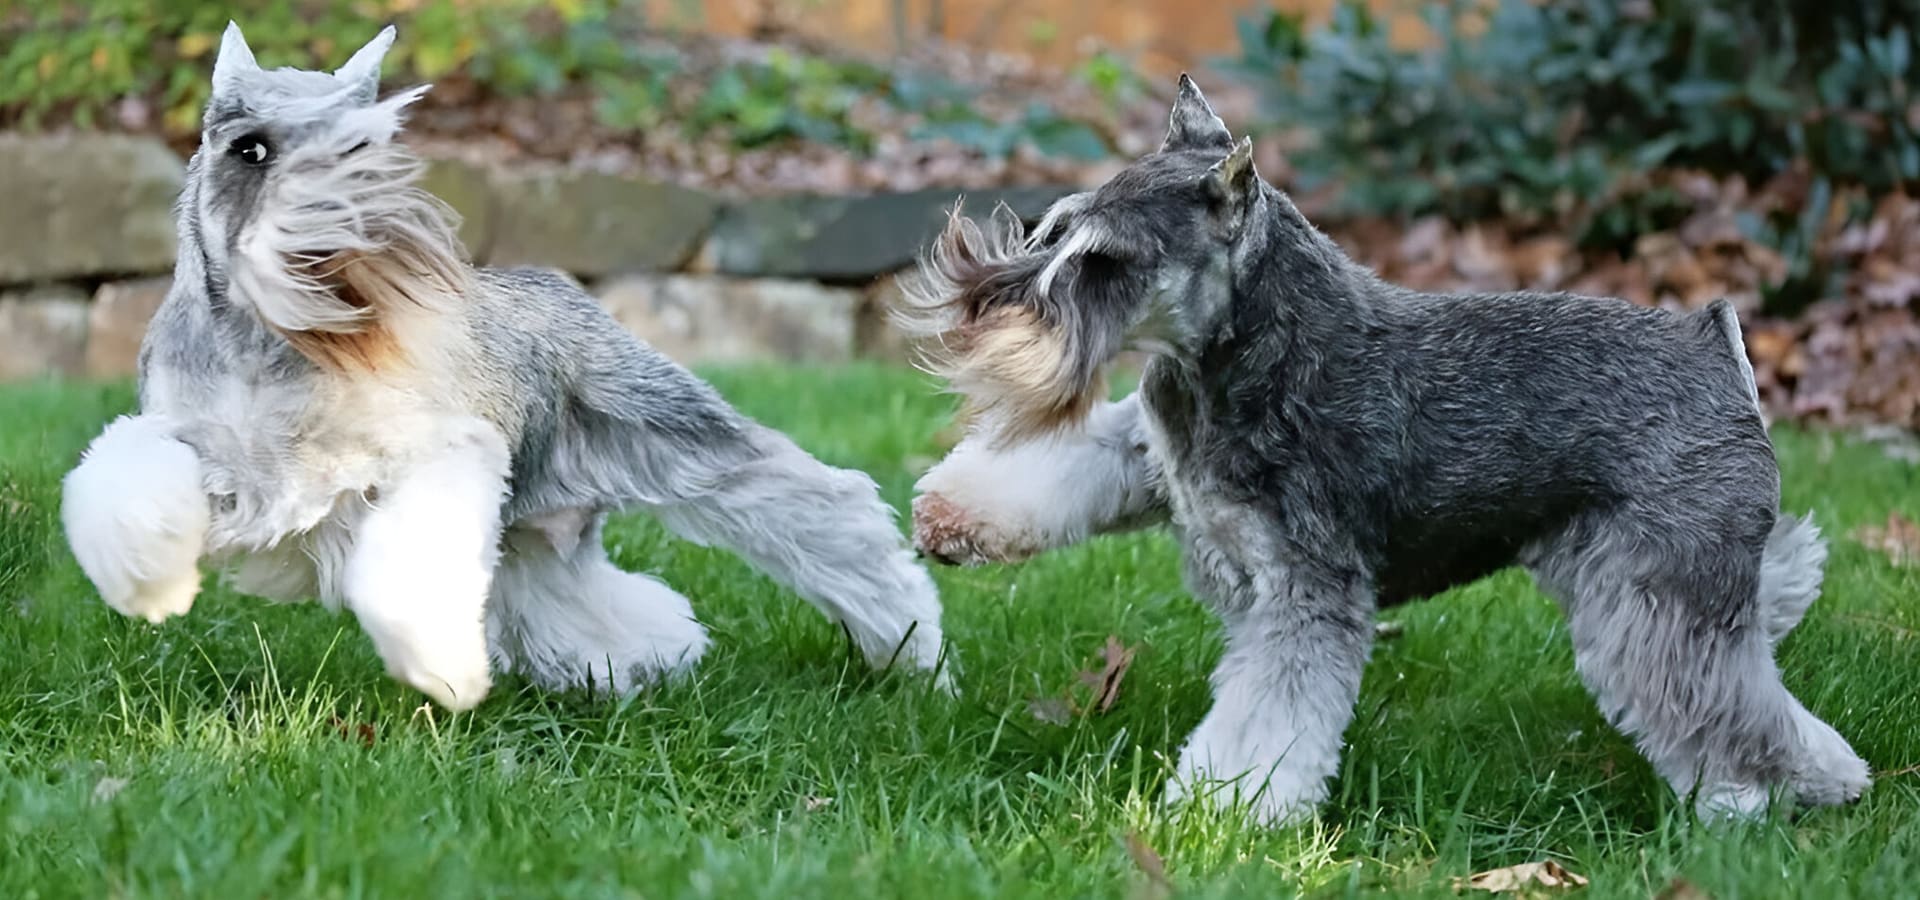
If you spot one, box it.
[1026,192,1093,249]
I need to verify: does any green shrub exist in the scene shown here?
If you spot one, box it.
[1,0,598,131]
[1229,0,1920,236]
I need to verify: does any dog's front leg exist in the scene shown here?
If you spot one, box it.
[913,393,1166,566]
[344,424,510,711]
[1168,560,1375,826]
[62,415,211,623]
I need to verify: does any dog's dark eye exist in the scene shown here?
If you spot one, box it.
[229,134,274,166]
[1079,250,1128,277]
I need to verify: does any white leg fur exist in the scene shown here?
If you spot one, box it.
[1166,600,1373,826]
[1758,513,1827,645]
[487,513,711,694]
[62,415,210,623]
[343,424,510,711]
[913,394,1165,565]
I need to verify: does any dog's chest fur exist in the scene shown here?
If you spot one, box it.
[1136,359,1298,614]
[141,315,494,568]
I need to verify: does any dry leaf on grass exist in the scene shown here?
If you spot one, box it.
[1076,635,1137,715]
[328,715,377,748]
[1123,831,1173,900]
[1029,635,1141,725]
[1654,878,1711,900]
[1853,511,1920,567]
[1452,860,1589,893]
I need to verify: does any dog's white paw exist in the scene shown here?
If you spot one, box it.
[880,618,957,694]
[116,570,203,624]
[1165,727,1329,827]
[565,615,711,696]
[373,621,494,711]
[62,415,210,623]
[911,492,1042,566]
[1693,781,1773,822]
[1787,711,1872,807]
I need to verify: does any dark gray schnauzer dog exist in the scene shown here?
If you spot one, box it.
[61,24,946,711]
[897,76,1867,823]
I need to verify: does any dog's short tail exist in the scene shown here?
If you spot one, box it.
[1758,513,1828,644]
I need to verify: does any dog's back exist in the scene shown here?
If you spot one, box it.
[1342,290,1775,603]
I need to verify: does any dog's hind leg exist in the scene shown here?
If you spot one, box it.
[644,423,949,681]
[62,415,209,623]
[343,420,510,711]
[912,393,1166,566]
[1530,509,1868,819]
[487,510,710,694]
[549,351,948,683]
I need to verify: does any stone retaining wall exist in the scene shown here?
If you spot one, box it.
[0,133,1076,379]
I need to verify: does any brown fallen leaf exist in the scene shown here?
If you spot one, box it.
[1076,635,1138,715]
[1452,860,1589,893]
[1853,511,1920,567]
[1123,831,1174,900]
[1654,878,1711,900]
[328,715,377,748]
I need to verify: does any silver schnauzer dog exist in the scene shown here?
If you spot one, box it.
[897,77,1868,823]
[60,24,946,711]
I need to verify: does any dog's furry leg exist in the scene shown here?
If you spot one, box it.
[487,511,710,694]
[1532,510,1868,819]
[344,422,510,711]
[1167,545,1374,826]
[547,347,947,684]
[62,415,209,623]
[913,393,1166,565]
[1758,513,1826,644]
[647,424,950,682]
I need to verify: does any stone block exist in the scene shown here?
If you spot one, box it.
[0,134,181,284]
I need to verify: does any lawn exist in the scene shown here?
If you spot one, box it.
[1,364,1918,899]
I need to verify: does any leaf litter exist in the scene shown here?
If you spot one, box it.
[1029,635,1139,725]
[1452,860,1589,894]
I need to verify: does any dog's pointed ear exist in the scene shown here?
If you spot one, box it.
[212,21,260,100]
[334,25,397,104]
[1206,137,1259,226]
[1162,74,1233,153]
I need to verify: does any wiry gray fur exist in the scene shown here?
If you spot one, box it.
[63,24,946,711]
[901,75,1866,823]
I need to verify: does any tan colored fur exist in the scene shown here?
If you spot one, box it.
[274,246,465,375]
[894,206,1104,442]
[940,307,1102,440]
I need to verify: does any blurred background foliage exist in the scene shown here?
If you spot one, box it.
[1230,0,1920,311]
[3,0,1917,317]
[0,0,1916,420]
[0,0,1116,161]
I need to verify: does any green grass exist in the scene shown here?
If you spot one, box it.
[2,365,1918,898]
